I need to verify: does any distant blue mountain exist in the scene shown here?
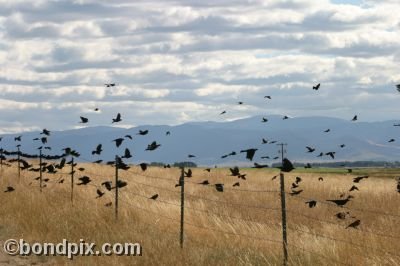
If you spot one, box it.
[1,115,399,166]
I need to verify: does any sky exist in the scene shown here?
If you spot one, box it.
[0,0,399,134]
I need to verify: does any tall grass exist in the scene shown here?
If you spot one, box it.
[0,163,399,265]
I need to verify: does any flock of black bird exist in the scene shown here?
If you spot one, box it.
[1,83,400,231]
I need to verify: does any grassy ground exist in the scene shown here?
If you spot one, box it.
[0,162,399,265]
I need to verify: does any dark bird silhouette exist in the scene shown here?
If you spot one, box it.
[306,200,317,208]
[146,141,161,151]
[295,176,302,184]
[335,211,349,220]
[253,163,268,168]
[77,176,91,185]
[112,113,122,123]
[240,149,258,161]
[272,175,278,180]
[96,189,105,198]
[290,189,303,196]
[273,156,279,160]
[304,163,312,169]
[139,163,148,171]
[80,116,88,123]
[93,160,103,164]
[346,219,361,229]
[59,179,64,184]
[318,177,324,181]
[347,169,353,173]
[327,195,353,206]
[264,96,271,99]
[113,138,124,148]
[138,130,149,135]
[340,144,346,148]
[262,117,268,123]
[317,152,323,157]
[102,181,112,191]
[116,180,127,188]
[150,194,159,200]
[215,183,224,192]
[396,84,400,92]
[204,168,211,172]
[388,139,395,143]
[166,131,171,136]
[184,169,192,178]
[105,83,116,87]
[283,115,289,120]
[15,136,22,141]
[306,146,315,153]
[261,156,270,159]
[125,135,133,140]
[229,166,240,176]
[4,186,14,192]
[233,182,240,187]
[353,175,368,183]
[188,154,196,158]
[40,137,47,144]
[269,141,277,144]
[325,152,336,159]
[41,129,51,136]
[220,111,226,115]
[313,83,320,90]
[92,144,103,155]
[292,182,299,189]
[238,101,243,105]
[279,158,295,172]
[349,185,359,192]
[94,108,99,111]
[199,180,209,185]
[324,129,330,133]
[351,115,358,121]
[105,202,112,207]
[122,148,132,159]
[262,138,268,144]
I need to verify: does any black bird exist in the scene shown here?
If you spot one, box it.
[204,168,211,172]
[270,141,277,144]
[353,175,368,183]
[215,183,224,192]
[292,182,299,189]
[93,160,103,164]
[346,219,361,229]
[262,138,268,144]
[318,177,324,181]
[199,180,209,185]
[317,152,323,157]
[15,136,22,141]
[253,163,268,168]
[264,96,271,99]
[238,101,243,105]
[139,163,148,171]
[388,139,395,143]
[283,115,289,120]
[290,189,303,196]
[240,149,258,161]
[112,113,122,123]
[102,181,113,191]
[105,83,116,87]
[295,176,302,184]
[306,146,315,153]
[92,144,103,155]
[273,156,279,160]
[77,176,91,185]
[146,141,161,151]
[150,194,159,200]
[327,195,353,206]
[80,116,89,123]
[188,154,196,158]
[238,174,247,180]
[116,180,127,188]
[397,84,400,92]
[41,129,51,136]
[313,83,320,90]
[220,111,226,115]
[349,185,359,192]
[324,129,330,133]
[394,123,400,127]
[335,211,349,220]
[304,163,312,169]
[122,148,132,159]
[96,189,105,198]
[233,182,240,187]
[166,131,171,136]
[325,152,335,159]
[94,108,99,111]
[185,169,192,178]
[4,186,14,192]
[262,117,268,123]
[347,169,353,173]
[261,156,270,159]
[138,130,149,135]
[113,138,124,148]
[305,200,317,208]
[40,137,47,144]
[125,135,133,140]
[229,166,240,176]
[279,158,295,172]
[351,115,358,121]
[340,144,346,148]
[59,179,64,184]
[272,175,278,180]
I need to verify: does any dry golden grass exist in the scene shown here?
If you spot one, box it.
[0,162,399,265]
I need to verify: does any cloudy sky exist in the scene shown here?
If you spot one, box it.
[0,0,399,133]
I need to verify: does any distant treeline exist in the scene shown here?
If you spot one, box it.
[150,161,197,168]
[273,161,400,168]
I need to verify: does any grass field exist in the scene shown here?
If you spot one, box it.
[0,162,399,265]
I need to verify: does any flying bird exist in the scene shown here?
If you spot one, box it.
[150,194,159,200]
[199,180,209,185]
[14,136,22,142]
[351,115,358,121]
[188,154,196,158]
[290,189,303,196]
[122,148,132,159]
[41,129,50,136]
[125,135,133,140]
[283,115,289,120]
[77,176,91,185]
[139,163,148,171]
[313,83,320,90]
[229,166,240,177]
[306,146,315,153]
[102,181,113,191]
[4,186,14,192]
[138,130,149,135]
[215,184,224,192]
[233,182,240,187]
[340,144,346,148]
[112,113,122,123]
[264,96,271,99]
[146,141,161,151]
[324,129,330,133]
[92,144,103,155]
[396,84,400,92]
[80,116,88,123]
[305,200,317,208]
[388,139,395,143]
[349,185,359,192]
[262,138,268,144]
[220,111,226,115]
[113,138,124,148]
[346,219,361,229]
[240,149,258,161]
[326,195,353,206]
[105,83,116,87]
[96,189,105,198]
[262,117,268,123]
[353,175,368,183]
[325,152,336,159]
